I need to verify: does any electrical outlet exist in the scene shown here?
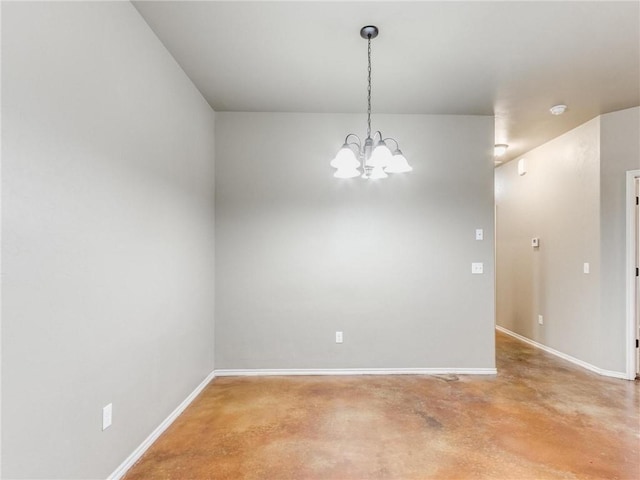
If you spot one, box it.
[335,331,343,344]
[102,403,112,431]
[538,315,544,325]
[471,263,484,274]
[475,229,484,240]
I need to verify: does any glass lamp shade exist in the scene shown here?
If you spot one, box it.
[369,165,388,179]
[366,140,393,167]
[330,144,360,169]
[333,167,361,179]
[385,150,412,173]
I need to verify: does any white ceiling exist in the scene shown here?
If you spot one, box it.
[133,1,639,163]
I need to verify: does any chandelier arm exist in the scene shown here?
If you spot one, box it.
[372,131,383,142]
[344,133,362,149]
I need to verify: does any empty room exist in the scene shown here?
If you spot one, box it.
[1,1,639,479]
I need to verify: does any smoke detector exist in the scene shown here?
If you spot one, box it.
[550,104,568,115]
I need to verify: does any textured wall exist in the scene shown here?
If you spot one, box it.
[215,112,495,371]
[2,3,215,478]
[600,107,640,372]
[495,118,602,365]
[496,109,640,375]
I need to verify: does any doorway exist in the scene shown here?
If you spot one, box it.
[626,170,640,379]
[635,176,639,377]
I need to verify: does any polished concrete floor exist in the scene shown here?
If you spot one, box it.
[124,332,640,479]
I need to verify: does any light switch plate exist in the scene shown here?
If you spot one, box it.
[102,403,112,431]
[475,229,484,240]
[538,315,544,325]
[583,262,590,274]
[471,263,484,274]
[335,331,343,344]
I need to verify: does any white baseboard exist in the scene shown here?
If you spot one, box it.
[495,325,629,380]
[107,370,216,480]
[214,367,497,376]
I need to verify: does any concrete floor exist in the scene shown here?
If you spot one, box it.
[124,332,640,479]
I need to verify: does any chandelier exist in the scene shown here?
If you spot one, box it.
[330,25,412,179]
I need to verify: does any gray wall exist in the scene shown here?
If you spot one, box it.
[495,119,601,365]
[496,108,640,374]
[215,112,495,370]
[1,3,215,479]
[600,107,640,371]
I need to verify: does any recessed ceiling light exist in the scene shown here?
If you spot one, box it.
[494,144,508,157]
[550,104,567,115]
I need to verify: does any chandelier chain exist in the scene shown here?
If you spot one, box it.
[367,34,372,139]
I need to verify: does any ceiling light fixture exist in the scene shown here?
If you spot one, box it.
[494,144,509,157]
[330,26,411,179]
[549,104,567,115]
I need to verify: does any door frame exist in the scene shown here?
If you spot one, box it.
[625,169,640,379]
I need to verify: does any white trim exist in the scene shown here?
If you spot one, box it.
[107,370,216,480]
[626,170,640,380]
[214,367,497,377]
[496,326,628,380]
